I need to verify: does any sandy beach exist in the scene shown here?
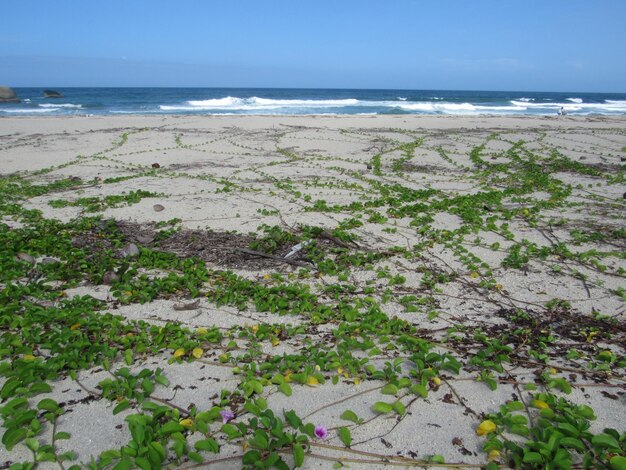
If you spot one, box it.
[1,114,625,469]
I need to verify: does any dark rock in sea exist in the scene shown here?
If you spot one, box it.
[0,86,20,103]
[43,89,64,98]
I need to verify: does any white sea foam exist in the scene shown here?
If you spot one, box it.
[181,97,359,110]
[155,95,626,115]
[397,97,407,101]
[511,100,626,112]
[0,108,56,113]
[39,103,82,109]
[566,98,583,103]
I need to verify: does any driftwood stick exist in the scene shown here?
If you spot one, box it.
[235,248,312,268]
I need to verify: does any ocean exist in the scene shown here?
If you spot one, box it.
[2,87,626,116]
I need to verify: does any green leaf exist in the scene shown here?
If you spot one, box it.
[3,427,27,450]
[392,401,406,416]
[557,437,583,453]
[592,433,620,450]
[221,423,243,439]
[249,430,269,450]
[28,382,52,396]
[610,456,626,470]
[381,384,398,395]
[55,432,71,440]
[37,398,59,412]
[159,421,184,435]
[188,452,203,463]
[129,422,145,445]
[113,400,130,415]
[124,349,133,366]
[111,458,133,470]
[293,444,305,468]
[279,383,292,396]
[154,375,169,387]
[243,450,262,465]
[24,438,39,452]
[284,410,302,429]
[338,427,352,447]
[134,457,151,470]
[372,402,393,414]
[340,410,361,424]
[141,378,154,395]
[411,383,428,398]
[557,423,579,437]
[523,452,544,464]
[506,401,524,411]
[195,438,219,453]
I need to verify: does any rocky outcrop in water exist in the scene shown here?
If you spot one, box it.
[43,89,64,98]
[0,86,19,103]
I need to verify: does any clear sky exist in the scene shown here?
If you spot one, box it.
[1,0,625,92]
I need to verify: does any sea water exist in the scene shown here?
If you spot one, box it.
[2,88,626,116]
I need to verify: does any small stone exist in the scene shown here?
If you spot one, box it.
[136,233,155,244]
[102,271,119,285]
[16,253,36,264]
[40,257,59,264]
[151,163,161,168]
[366,163,372,170]
[121,243,140,258]
[153,204,165,212]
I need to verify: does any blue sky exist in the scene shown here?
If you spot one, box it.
[1,0,625,91]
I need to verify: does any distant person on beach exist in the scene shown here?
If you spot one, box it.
[558,107,567,116]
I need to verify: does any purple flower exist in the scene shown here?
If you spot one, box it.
[314,425,328,439]
[220,410,235,424]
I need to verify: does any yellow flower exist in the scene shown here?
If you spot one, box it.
[23,354,36,361]
[271,338,280,347]
[531,399,549,410]
[263,274,271,280]
[173,348,185,359]
[306,376,320,387]
[192,347,203,359]
[469,271,479,279]
[284,371,293,383]
[432,377,442,386]
[488,450,501,461]
[494,283,504,291]
[70,323,80,330]
[196,327,208,335]
[549,368,558,375]
[179,418,194,428]
[476,420,497,436]
[353,377,361,385]
[251,325,259,334]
